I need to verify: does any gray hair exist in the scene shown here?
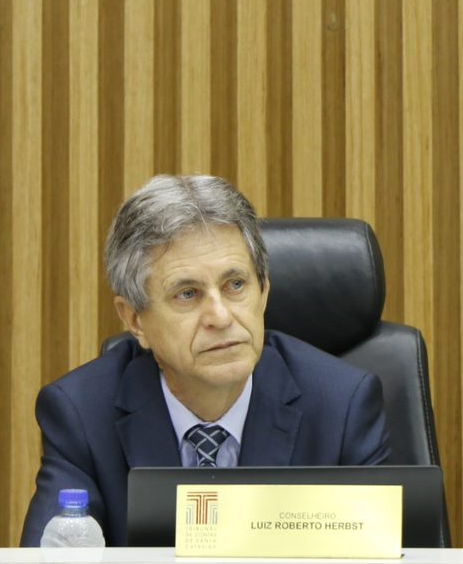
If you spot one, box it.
[105,174,269,311]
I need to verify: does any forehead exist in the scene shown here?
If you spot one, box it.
[149,224,254,280]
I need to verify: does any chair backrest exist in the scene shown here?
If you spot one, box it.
[260,218,438,467]
[101,217,449,545]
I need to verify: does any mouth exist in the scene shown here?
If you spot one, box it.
[203,341,243,353]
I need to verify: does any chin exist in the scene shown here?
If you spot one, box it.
[203,359,255,385]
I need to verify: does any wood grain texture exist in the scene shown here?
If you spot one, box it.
[181,0,211,174]
[374,0,404,323]
[460,0,463,524]
[10,0,43,541]
[153,0,181,175]
[237,0,268,215]
[292,0,323,216]
[42,0,70,384]
[345,0,375,223]
[69,0,99,367]
[98,0,125,342]
[266,0,292,217]
[403,0,434,364]
[322,0,346,216]
[2,0,463,546]
[432,0,461,538]
[0,0,13,548]
[124,0,154,196]
[211,0,238,185]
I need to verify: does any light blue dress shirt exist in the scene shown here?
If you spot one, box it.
[160,373,253,467]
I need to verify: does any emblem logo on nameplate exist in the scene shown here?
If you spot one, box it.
[185,491,218,525]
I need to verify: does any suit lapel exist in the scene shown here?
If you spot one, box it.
[239,346,303,465]
[114,352,181,468]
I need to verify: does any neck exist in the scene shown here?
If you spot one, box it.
[166,380,246,422]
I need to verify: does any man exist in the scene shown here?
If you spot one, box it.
[21,175,390,547]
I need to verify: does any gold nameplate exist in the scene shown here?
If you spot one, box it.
[175,484,402,558]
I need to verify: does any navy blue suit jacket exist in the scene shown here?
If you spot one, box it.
[21,330,390,547]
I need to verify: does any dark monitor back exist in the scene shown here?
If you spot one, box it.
[127,465,444,548]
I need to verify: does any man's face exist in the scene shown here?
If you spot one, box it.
[125,224,269,399]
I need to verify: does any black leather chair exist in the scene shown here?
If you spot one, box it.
[101,217,450,546]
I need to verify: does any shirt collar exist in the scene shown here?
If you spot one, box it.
[160,373,253,446]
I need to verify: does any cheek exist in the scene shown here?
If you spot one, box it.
[155,316,199,352]
[234,310,265,344]
[151,333,192,371]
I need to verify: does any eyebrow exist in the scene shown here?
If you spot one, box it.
[165,268,250,295]
[165,278,200,295]
[221,267,249,280]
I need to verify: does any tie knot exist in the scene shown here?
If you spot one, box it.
[185,424,230,467]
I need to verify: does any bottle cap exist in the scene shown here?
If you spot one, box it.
[58,489,89,509]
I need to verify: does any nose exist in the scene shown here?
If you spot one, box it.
[200,293,233,329]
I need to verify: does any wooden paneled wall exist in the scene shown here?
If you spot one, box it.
[0,0,462,547]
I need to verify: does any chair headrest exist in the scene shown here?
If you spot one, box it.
[261,218,385,355]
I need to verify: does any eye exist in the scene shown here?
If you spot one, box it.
[228,279,244,292]
[176,288,198,301]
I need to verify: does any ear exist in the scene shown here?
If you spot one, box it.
[113,296,150,349]
[261,277,270,312]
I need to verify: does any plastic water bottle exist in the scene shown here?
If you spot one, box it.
[40,489,105,547]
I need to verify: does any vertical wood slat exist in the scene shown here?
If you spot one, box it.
[69,0,99,367]
[124,0,154,196]
[374,0,404,323]
[10,0,43,542]
[0,0,13,548]
[180,0,211,174]
[460,0,463,533]
[402,0,434,372]
[345,0,375,224]
[42,0,70,384]
[432,0,461,541]
[322,0,345,216]
[292,0,322,217]
[237,0,268,215]
[153,0,181,175]
[266,0,292,217]
[98,0,125,342]
[211,0,238,186]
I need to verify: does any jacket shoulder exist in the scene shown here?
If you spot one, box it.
[263,330,369,385]
[42,338,144,398]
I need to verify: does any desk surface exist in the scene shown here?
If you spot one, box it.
[1,548,463,564]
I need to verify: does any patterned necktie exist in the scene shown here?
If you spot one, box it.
[185,424,230,467]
